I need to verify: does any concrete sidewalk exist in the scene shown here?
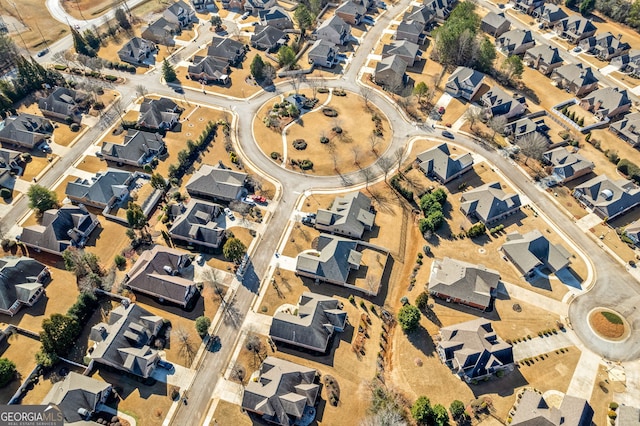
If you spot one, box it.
[498,281,568,317]
[513,332,572,361]
[566,351,601,400]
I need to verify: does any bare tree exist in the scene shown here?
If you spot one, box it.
[360,86,373,110]
[175,327,197,365]
[290,73,305,95]
[135,84,148,98]
[359,167,375,191]
[352,145,362,166]
[518,132,548,165]
[245,334,264,367]
[394,146,407,176]
[464,106,483,132]
[377,156,394,182]
[308,78,320,100]
[360,408,408,426]
[368,134,381,156]
[488,115,507,141]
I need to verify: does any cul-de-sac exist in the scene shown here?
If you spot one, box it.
[2,0,640,424]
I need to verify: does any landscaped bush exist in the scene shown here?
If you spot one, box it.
[105,75,118,81]
[93,101,105,110]
[466,223,486,238]
[70,123,80,132]
[390,176,413,202]
[322,107,338,117]
[320,136,329,144]
[332,126,342,134]
[114,254,126,268]
[318,87,330,93]
[333,89,346,96]
[617,159,640,184]
[53,64,67,71]
[270,152,280,160]
[299,159,313,170]
[292,139,307,150]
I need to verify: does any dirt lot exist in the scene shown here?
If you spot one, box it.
[590,364,626,426]
[211,400,253,426]
[5,0,68,49]
[62,0,123,20]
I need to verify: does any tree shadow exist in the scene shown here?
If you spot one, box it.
[432,297,501,321]
[469,367,528,397]
[404,324,436,357]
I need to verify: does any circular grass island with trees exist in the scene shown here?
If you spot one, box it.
[588,309,629,340]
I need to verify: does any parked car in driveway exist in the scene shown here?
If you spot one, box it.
[251,195,267,204]
[241,11,250,20]
[158,359,174,371]
[224,207,235,220]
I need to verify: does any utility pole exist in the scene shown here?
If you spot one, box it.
[35,23,49,52]
[9,1,24,26]
[12,23,29,55]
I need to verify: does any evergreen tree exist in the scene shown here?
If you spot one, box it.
[250,54,265,80]
[83,29,101,51]
[71,28,94,57]
[115,8,131,30]
[162,59,178,82]
[580,0,596,14]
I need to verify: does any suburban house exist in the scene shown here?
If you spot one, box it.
[118,37,157,65]
[314,16,352,45]
[259,6,293,29]
[207,37,247,65]
[611,49,640,77]
[511,0,544,15]
[616,406,640,426]
[381,40,420,67]
[0,148,22,174]
[163,0,196,28]
[307,39,338,68]
[315,192,375,239]
[573,175,640,220]
[554,15,597,44]
[100,129,166,167]
[0,256,50,316]
[445,66,485,101]
[395,20,424,44]
[417,143,474,183]
[42,372,112,425]
[496,29,535,56]
[38,87,83,123]
[269,292,347,353]
[188,55,231,85]
[550,63,599,96]
[241,357,319,426]
[579,87,631,120]
[88,302,164,378]
[244,0,278,15]
[501,230,571,278]
[220,0,243,10]
[296,234,361,286]
[65,169,144,210]
[138,97,182,130]
[579,32,631,61]
[460,181,522,224]
[437,318,514,382]
[403,5,434,32]
[168,199,225,249]
[251,26,288,52]
[610,112,640,147]
[481,12,511,37]
[374,55,407,91]
[624,220,640,245]
[141,17,180,46]
[481,86,527,119]
[0,113,53,149]
[185,163,247,202]
[510,389,594,426]
[123,245,197,308]
[336,1,366,25]
[542,147,594,183]
[428,257,499,311]
[503,116,549,143]
[20,205,100,256]
[423,0,457,23]
[523,45,564,75]
[192,0,215,11]
[533,4,568,28]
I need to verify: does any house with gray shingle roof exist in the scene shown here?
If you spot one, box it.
[65,169,144,210]
[554,14,597,44]
[100,129,166,167]
[259,6,293,29]
[625,220,640,245]
[0,256,49,316]
[481,86,527,119]
[395,20,424,44]
[123,245,197,308]
[543,146,594,183]
[417,143,473,183]
[118,37,157,66]
[163,0,196,28]
[550,63,599,96]
[573,175,640,220]
[314,192,375,239]
[192,0,215,11]
[336,1,366,25]
[269,292,347,353]
[244,0,277,15]
[523,45,564,75]
[481,12,511,37]
[374,55,407,92]
[381,40,420,67]
[579,87,631,120]
[307,39,338,68]
[188,55,231,85]
[504,116,549,143]
[207,37,247,65]
[88,302,164,378]
[501,230,570,278]
[20,205,100,256]
[511,0,544,15]
[610,112,640,147]
[296,234,362,286]
[314,16,351,45]
[496,29,535,56]
[138,97,181,130]
[38,87,84,123]
[0,148,22,174]
[510,389,593,426]
[242,357,319,426]
[616,405,640,426]
[142,17,180,46]
[460,181,522,224]
[168,199,225,249]
[445,67,485,101]
[186,163,247,202]
[579,32,631,61]
[428,257,498,311]
[403,5,434,31]
[251,26,288,52]
[0,113,53,149]
[533,3,568,28]
[437,318,513,382]
[42,372,112,425]
[423,0,456,23]
[612,49,640,77]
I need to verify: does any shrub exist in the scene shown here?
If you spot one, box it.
[54,64,67,71]
[332,126,342,134]
[299,159,313,170]
[292,139,307,150]
[0,358,16,387]
[609,402,619,410]
[105,75,117,81]
[195,316,211,337]
[270,151,280,160]
[398,305,420,332]
[348,295,355,304]
[466,222,486,238]
[320,136,329,144]
[70,123,80,132]
[93,101,104,110]
[322,107,338,117]
[415,292,429,310]
[318,87,330,93]
[114,254,126,268]
[608,410,617,419]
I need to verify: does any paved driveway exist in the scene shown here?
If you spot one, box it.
[512,332,573,361]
